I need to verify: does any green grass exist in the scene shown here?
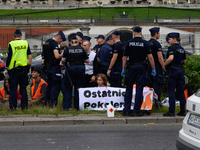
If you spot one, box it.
[0,90,180,116]
[0,7,200,20]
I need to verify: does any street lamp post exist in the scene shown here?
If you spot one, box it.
[98,1,102,20]
[147,1,151,20]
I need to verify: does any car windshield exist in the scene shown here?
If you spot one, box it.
[195,89,200,97]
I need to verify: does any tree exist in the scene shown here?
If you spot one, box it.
[142,0,147,2]
[16,0,20,2]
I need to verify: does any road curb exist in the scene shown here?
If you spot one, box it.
[0,114,184,126]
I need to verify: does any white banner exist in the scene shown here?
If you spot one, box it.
[79,87,153,111]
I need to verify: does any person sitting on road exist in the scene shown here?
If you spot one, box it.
[96,73,107,87]
[0,77,21,106]
[28,67,47,106]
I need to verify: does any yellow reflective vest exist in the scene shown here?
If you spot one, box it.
[8,40,28,70]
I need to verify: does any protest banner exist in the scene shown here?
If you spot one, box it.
[79,87,153,111]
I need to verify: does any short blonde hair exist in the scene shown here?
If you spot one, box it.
[60,43,68,50]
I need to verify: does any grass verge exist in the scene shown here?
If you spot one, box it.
[0,7,200,20]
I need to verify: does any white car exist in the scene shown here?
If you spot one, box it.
[176,89,200,150]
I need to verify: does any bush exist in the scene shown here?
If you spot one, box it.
[184,55,200,92]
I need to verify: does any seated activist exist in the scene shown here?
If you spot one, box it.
[0,77,21,106]
[28,67,47,106]
[96,73,107,87]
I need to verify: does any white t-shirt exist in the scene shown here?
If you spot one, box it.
[85,51,96,75]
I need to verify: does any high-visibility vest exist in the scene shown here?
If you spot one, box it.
[0,87,21,101]
[8,40,28,70]
[31,79,48,100]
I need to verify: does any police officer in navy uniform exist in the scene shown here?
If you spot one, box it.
[121,26,156,117]
[76,31,83,46]
[82,36,91,42]
[45,30,66,107]
[163,32,186,117]
[147,27,165,102]
[62,35,89,111]
[91,35,105,53]
[5,29,32,110]
[107,31,123,87]
[97,35,114,77]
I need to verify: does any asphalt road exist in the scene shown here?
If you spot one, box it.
[0,124,181,150]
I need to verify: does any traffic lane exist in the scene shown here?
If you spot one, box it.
[0,124,181,150]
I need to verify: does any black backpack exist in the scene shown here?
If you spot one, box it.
[42,38,53,65]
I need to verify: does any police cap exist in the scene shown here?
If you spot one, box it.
[95,35,105,40]
[133,26,142,32]
[76,32,83,38]
[71,35,78,41]
[168,32,180,38]
[112,31,120,36]
[106,35,112,41]
[58,30,66,41]
[82,36,91,41]
[14,29,22,35]
[32,67,41,75]
[149,27,160,33]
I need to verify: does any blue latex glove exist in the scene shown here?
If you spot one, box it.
[121,69,126,77]
[151,70,156,77]
[163,71,165,75]
[162,68,165,75]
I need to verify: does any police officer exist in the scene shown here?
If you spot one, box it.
[5,29,32,111]
[107,31,123,87]
[82,36,91,42]
[76,31,83,46]
[62,35,89,111]
[163,32,186,117]
[147,27,165,102]
[45,30,66,108]
[97,35,114,77]
[91,35,105,53]
[121,26,156,117]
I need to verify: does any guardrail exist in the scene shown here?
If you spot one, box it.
[0,14,200,25]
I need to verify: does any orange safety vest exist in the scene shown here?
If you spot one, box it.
[31,79,47,101]
[0,87,21,101]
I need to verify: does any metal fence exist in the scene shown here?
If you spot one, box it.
[0,14,199,25]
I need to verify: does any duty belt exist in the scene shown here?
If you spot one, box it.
[130,62,143,66]
[173,64,183,67]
